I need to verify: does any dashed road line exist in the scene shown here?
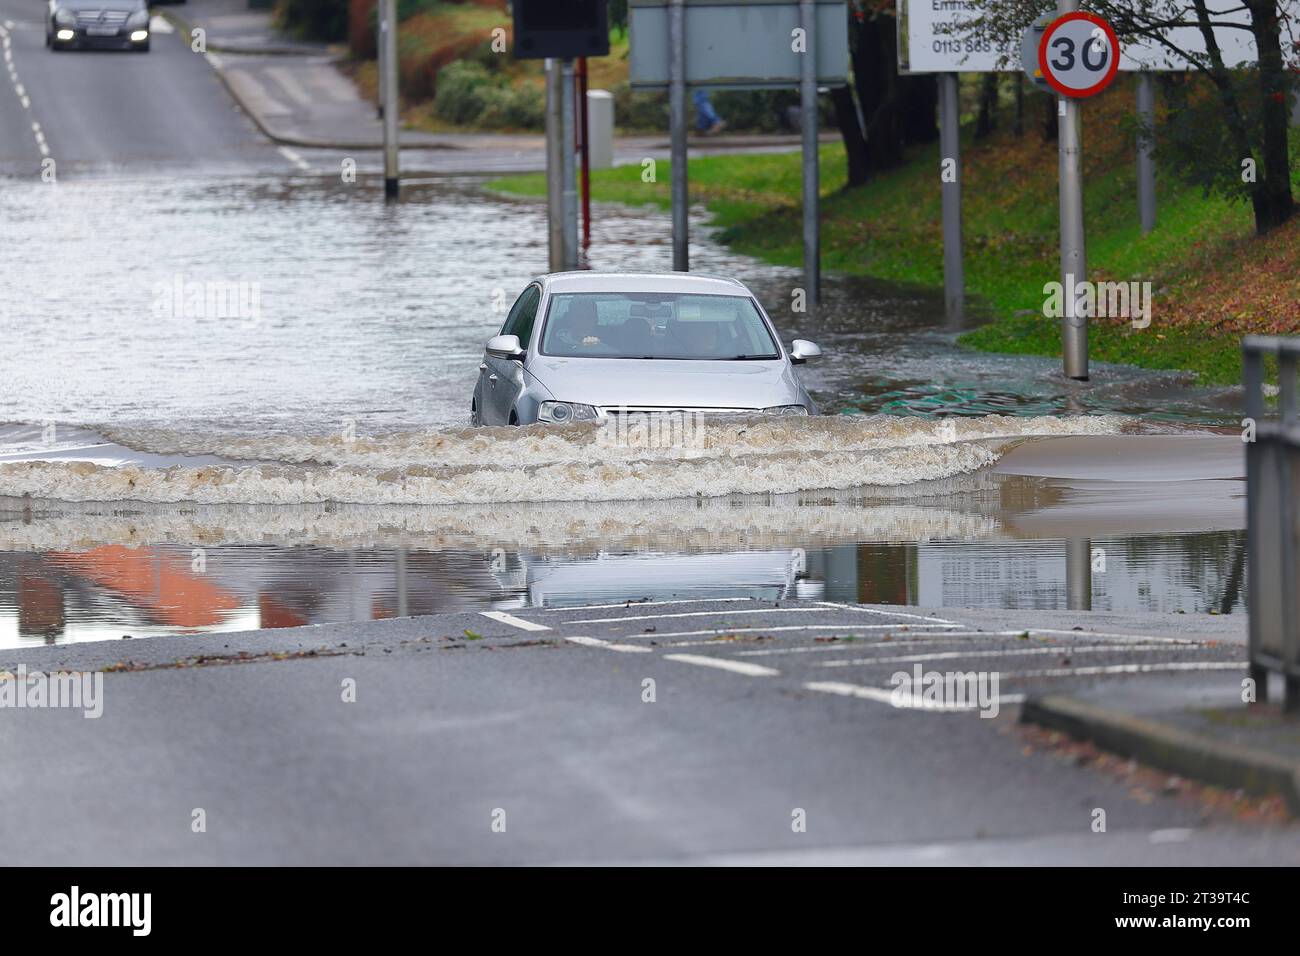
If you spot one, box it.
[567,607,835,625]
[663,654,779,678]
[816,644,1199,668]
[804,680,1025,711]
[736,637,987,657]
[608,623,960,641]
[817,601,956,625]
[999,661,1245,679]
[0,25,48,163]
[565,636,651,654]
[277,145,312,172]
[1009,627,1197,645]
[553,597,756,612]
[479,610,550,632]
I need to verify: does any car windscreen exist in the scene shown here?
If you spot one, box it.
[538,292,780,360]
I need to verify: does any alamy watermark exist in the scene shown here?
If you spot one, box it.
[151,272,262,327]
[1043,273,1151,329]
[0,664,103,718]
[890,665,1001,718]
[595,409,707,454]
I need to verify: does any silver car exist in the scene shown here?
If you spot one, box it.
[471,272,821,426]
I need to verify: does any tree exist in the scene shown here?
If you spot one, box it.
[831,0,938,186]
[970,0,1297,234]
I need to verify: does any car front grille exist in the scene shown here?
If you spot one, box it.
[75,10,130,25]
[599,406,758,417]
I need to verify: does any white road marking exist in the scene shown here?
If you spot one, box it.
[566,636,652,654]
[567,607,835,625]
[663,654,779,677]
[1010,627,1197,645]
[277,145,312,172]
[149,15,174,34]
[557,597,756,612]
[1000,661,1244,679]
[479,610,550,632]
[732,628,1200,654]
[1149,828,1193,844]
[817,601,956,625]
[265,65,316,109]
[804,680,1024,711]
[817,644,1196,668]
[607,623,960,641]
[0,27,46,156]
[205,52,225,69]
[737,637,988,657]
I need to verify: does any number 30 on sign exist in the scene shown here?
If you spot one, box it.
[1038,12,1120,98]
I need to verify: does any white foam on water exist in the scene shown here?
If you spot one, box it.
[0,494,1003,553]
[0,414,1127,506]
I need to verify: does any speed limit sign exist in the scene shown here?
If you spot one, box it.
[1038,12,1120,98]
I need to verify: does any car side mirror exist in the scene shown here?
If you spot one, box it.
[789,339,821,364]
[486,334,525,360]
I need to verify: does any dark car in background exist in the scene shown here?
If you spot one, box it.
[47,0,152,51]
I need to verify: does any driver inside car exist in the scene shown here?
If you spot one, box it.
[553,299,603,350]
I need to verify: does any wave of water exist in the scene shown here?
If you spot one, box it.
[0,414,1128,505]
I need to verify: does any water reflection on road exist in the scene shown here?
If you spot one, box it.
[0,470,1245,646]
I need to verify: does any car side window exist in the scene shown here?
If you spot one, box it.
[504,285,541,348]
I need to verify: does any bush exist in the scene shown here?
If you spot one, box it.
[612,82,667,131]
[434,60,491,125]
[434,60,544,130]
[276,0,347,42]
[479,84,545,129]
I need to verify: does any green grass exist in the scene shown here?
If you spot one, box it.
[489,82,1267,385]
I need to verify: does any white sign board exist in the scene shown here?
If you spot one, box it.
[898,0,1295,74]
[630,0,848,90]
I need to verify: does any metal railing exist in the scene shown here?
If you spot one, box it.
[1243,336,1300,712]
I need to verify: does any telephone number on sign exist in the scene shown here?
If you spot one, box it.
[932,38,992,54]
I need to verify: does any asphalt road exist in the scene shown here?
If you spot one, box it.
[2,599,1295,865]
[0,1,284,178]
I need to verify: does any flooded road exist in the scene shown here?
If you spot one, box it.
[0,175,1248,645]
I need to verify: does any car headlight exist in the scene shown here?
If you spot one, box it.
[125,8,149,26]
[54,8,76,25]
[763,405,809,416]
[537,401,599,423]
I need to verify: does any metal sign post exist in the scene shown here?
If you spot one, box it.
[799,0,819,303]
[629,0,849,278]
[938,72,963,325]
[380,0,400,200]
[669,0,688,272]
[514,1,610,270]
[1136,72,1157,233]
[1040,7,1119,381]
[545,59,566,272]
[561,58,579,270]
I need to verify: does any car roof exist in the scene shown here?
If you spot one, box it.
[537,272,751,296]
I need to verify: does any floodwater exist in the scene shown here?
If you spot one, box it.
[0,175,1249,646]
